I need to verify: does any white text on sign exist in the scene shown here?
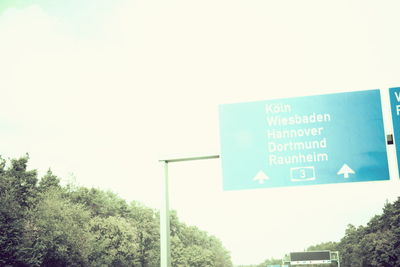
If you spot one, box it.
[265,104,331,166]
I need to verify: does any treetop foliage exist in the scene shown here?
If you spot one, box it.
[239,197,400,267]
[0,156,233,267]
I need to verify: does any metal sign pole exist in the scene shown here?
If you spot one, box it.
[160,160,171,267]
[159,155,219,267]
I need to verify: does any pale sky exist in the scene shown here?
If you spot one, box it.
[1,0,400,265]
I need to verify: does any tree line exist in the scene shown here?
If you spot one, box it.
[335,196,400,267]
[0,155,233,267]
[242,196,400,267]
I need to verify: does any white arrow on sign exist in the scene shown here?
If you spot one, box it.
[337,164,355,178]
[253,170,269,184]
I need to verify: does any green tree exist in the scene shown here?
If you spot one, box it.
[337,224,364,267]
[307,241,338,252]
[336,198,400,267]
[38,169,61,193]
[1,155,233,267]
[129,202,160,267]
[0,155,41,266]
[67,187,129,218]
[256,257,283,267]
[5,155,38,208]
[0,172,32,266]
[88,216,139,267]
[170,212,232,267]
[207,235,233,267]
[30,190,92,267]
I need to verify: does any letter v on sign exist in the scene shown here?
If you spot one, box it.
[395,91,400,102]
[389,87,400,178]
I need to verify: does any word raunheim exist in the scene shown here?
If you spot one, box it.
[268,151,328,166]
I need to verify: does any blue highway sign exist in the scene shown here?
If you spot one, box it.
[389,87,400,176]
[219,89,390,190]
